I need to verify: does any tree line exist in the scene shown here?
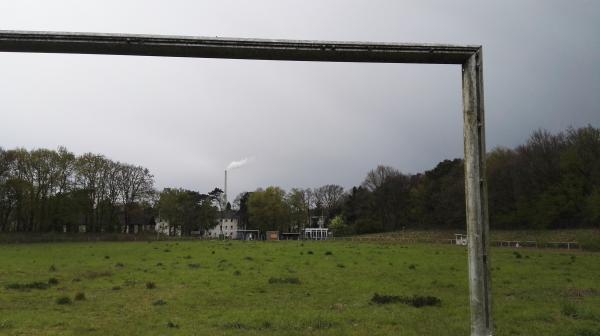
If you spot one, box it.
[0,147,154,233]
[234,125,600,235]
[1,125,598,235]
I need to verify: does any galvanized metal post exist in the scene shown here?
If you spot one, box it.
[462,49,493,336]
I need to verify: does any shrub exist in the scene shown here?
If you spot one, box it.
[146,282,156,289]
[325,251,333,256]
[56,296,72,305]
[104,255,110,259]
[111,286,121,291]
[74,292,86,301]
[408,264,417,270]
[307,251,314,255]
[268,277,301,285]
[48,278,59,285]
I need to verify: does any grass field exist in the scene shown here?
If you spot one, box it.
[0,241,598,336]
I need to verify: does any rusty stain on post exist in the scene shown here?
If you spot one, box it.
[0,30,493,335]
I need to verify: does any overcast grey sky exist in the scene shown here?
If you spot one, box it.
[1,1,599,200]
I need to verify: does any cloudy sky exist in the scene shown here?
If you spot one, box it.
[1,1,599,200]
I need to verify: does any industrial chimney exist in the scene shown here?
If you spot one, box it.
[223,170,228,207]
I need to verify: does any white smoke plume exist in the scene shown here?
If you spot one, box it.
[226,157,252,170]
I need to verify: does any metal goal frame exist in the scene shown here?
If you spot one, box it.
[0,30,493,336]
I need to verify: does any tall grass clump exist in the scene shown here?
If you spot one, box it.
[268,277,301,285]
[371,293,441,307]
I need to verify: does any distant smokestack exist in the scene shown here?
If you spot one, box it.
[224,170,228,207]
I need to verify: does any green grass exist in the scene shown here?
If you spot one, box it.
[356,229,599,242]
[0,241,598,335]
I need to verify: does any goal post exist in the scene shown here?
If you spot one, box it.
[0,30,493,336]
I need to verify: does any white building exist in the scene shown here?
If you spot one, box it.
[304,227,330,240]
[205,210,239,239]
[155,218,181,236]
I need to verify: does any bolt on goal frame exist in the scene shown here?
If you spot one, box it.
[0,30,493,336]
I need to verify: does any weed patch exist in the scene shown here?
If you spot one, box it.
[268,277,301,285]
[74,292,86,301]
[153,299,167,306]
[561,301,598,321]
[83,270,113,279]
[56,296,72,305]
[5,281,50,291]
[0,320,13,329]
[146,282,156,289]
[308,319,335,330]
[573,328,600,336]
[222,321,247,330]
[371,293,441,308]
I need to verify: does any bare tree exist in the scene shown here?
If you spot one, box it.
[361,165,401,191]
[116,164,154,233]
[314,184,345,221]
